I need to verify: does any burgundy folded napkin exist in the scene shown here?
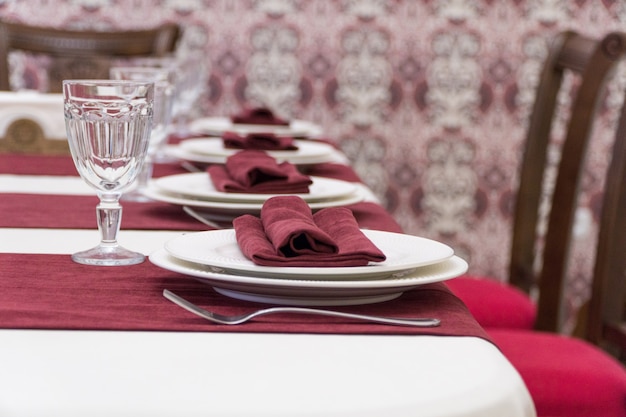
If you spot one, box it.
[231,107,289,125]
[222,131,298,150]
[207,150,312,194]
[233,195,386,267]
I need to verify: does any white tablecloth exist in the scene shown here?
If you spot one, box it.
[0,173,536,417]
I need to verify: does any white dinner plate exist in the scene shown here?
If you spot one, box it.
[164,145,339,166]
[142,184,366,214]
[189,116,323,137]
[164,229,455,280]
[150,249,467,306]
[179,137,335,162]
[153,173,358,203]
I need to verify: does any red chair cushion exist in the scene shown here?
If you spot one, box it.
[447,275,536,329]
[489,328,626,417]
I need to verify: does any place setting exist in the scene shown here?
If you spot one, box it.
[143,148,367,221]
[187,106,324,138]
[150,194,469,307]
[164,106,341,168]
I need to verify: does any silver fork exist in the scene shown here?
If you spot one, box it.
[163,289,441,327]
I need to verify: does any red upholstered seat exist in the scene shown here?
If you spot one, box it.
[447,276,536,329]
[489,328,626,417]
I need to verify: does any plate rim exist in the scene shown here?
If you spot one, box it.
[189,116,322,137]
[179,137,335,160]
[152,173,358,203]
[163,229,455,280]
[142,183,366,212]
[165,145,337,166]
[150,248,468,289]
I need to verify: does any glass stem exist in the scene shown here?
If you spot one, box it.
[97,194,123,247]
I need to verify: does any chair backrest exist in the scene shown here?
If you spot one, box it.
[0,20,180,92]
[508,30,626,341]
[584,83,626,359]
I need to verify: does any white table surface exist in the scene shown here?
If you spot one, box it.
[0,172,537,417]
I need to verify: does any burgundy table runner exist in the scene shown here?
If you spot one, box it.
[0,193,402,232]
[0,193,209,230]
[1,153,488,341]
[0,153,186,177]
[0,252,490,341]
[1,154,403,232]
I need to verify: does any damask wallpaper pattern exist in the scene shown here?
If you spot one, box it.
[1,0,625,329]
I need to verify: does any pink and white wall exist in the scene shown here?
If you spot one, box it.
[2,0,625,329]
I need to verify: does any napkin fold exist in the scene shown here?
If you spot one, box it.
[222,131,298,150]
[207,150,312,194]
[233,196,387,267]
[231,107,289,125]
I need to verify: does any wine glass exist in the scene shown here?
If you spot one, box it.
[170,53,208,137]
[63,80,154,266]
[110,66,175,201]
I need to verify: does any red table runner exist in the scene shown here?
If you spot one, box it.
[1,153,487,340]
[1,154,403,232]
[0,252,490,340]
[0,153,186,177]
[0,193,401,232]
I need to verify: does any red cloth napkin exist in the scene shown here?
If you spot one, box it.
[231,107,289,125]
[222,131,298,150]
[233,196,386,267]
[207,150,312,194]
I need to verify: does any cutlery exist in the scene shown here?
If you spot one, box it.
[183,205,231,229]
[163,289,441,327]
[180,161,203,173]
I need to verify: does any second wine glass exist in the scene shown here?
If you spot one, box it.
[110,66,175,201]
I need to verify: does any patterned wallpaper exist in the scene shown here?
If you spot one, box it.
[2,0,625,327]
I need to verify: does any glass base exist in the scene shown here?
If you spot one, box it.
[71,244,145,266]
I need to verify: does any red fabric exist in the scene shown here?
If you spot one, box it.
[0,193,208,230]
[0,253,492,341]
[222,131,298,150]
[304,162,363,182]
[489,328,626,417]
[447,275,537,330]
[231,107,289,125]
[0,153,186,177]
[207,150,312,193]
[233,196,386,267]
[346,201,403,233]
[0,193,403,234]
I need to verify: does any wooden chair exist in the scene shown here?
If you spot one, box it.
[582,82,626,360]
[447,30,626,417]
[0,20,180,154]
[447,30,626,337]
[0,20,181,93]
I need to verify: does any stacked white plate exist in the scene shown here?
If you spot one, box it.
[189,116,323,137]
[149,229,469,306]
[165,137,339,166]
[143,172,366,216]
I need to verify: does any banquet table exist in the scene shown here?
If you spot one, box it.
[0,149,536,417]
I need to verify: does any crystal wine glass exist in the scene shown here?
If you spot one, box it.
[110,66,175,201]
[63,80,154,266]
